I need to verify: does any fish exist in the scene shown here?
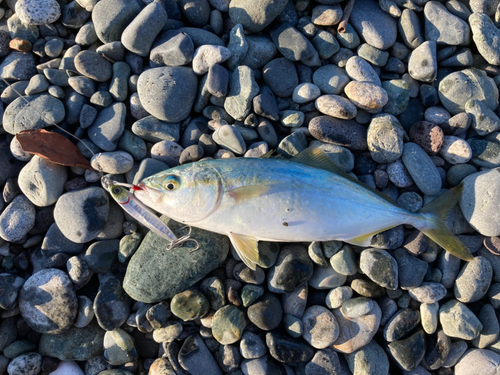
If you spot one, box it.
[107,183,179,244]
[133,147,474,270]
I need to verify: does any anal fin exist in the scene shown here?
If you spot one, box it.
[228,232,259,270]
[345,225,398,247]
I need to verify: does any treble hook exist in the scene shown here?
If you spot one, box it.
[166,225,201,252]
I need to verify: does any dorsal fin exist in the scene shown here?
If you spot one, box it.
[291,147,399,206]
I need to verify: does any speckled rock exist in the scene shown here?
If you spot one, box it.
[19,269,77,334]
[455,256,493,303]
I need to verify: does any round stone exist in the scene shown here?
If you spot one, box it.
[247,293,283,331]
[19,269,77,334]
[439,299,483,340]
[302,305,339,349]
[212,305,246,345]
[171,289,209,321]
[137,66,197,123]
[74,50,112,82]
[229,0,288,33]
[409,121,444,154]
[460,169,500,236]
[240,331,266,359]
[344,81,388,113]
[16,0,61,25]
[440,135,472,164]
[455,349,500,375]
[340,297,374,318]
[454,256,493,303]
[438,68,498,115]
[312,64,350,94]
[315,95,357,120]
[7,353,42,375]
[367,114,405,163]
[0,195,36,242]
[103,328,137,366]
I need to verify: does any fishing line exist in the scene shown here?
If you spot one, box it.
[1,77,199,249]
[1,76,104,176]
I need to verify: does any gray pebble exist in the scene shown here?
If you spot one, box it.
[74,50,112,82]
[92,0,141,43]
[121,2,167,56]
[439,299,482,340]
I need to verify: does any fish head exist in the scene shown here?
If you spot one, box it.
[136,162,223,222]
[109,185,131,204]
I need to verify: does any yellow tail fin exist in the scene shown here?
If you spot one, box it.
[414,184,473,261]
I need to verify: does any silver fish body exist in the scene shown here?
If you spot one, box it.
[134,148,472,269]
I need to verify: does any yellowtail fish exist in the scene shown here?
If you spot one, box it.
[133,147,473,270]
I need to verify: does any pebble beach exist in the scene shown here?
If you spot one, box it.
[1,0,500,374]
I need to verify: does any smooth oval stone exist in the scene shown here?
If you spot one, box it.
[74,50,112,82]
[212,305,246,344]
[455,349,500,375]
[124,217,229,303]
[54,187,109,243]
[121,2,167,57]
[92,0,141,43]
[270,22,316,61]
[247,293,283,331]
[367,114,405,163]
[229,0,288,33]
[262,58,298,98]
[90,151,134,174]
[0,51,37,81]
[103,328,137,366]
[402,142,442,196]
[6,352,42,375]
[265,331,314,366]
[132,116,180,143]
[315,95,357,120]
[301,305,339,349]
[312,64,351,94]
[19,269,77,334]
[438,68,498,115]
[440,135,472,164]
[408,282,447,304]
[3,93,65,135]
[240,331,266,359]
[455,256,493,303]
[424,1,471,45]
[345,341,390,375]
[171,289,209,321]
[212,125,246,155]
[178,334,222,375]
[466,99,500,136]
[39,320,104,361]
[440,299,483,340]
[137,66,197,123]
[340,297,373,318]
[308,116,368,151]
[470,12,500,65]
[460,169,500,236]
[350,0,397,49]
[359,248,398,290]
[344,81,388,113]
[332,301,381,354]
[88,102,126,151]
[0,194,35,242]
[383,308,421,342]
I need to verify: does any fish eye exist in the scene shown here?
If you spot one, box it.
[112,187,121,194]
[163,176,180,191]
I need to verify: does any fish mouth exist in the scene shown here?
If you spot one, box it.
[135,182,164,204]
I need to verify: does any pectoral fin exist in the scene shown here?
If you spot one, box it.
[228,232,259,270]
[227,185,271,204]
